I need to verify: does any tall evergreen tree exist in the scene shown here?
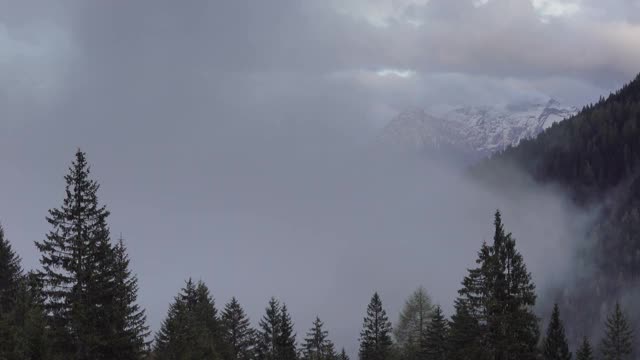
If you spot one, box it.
[601,302,634,360]
[394,287,434,359]
[0,224,21,315]
[154,279,221,360]
[542,304,572,360]
[447,299,484,360]
[575,337,594,360]
[422,305,447,360]
[359,292,393,360]
[278,303,298,360]
[302,316,337,360]
[221,297,255,360]
[457,211,539,360]
[256,297,282,360]
[34,150,148,359]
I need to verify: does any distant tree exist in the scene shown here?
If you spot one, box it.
[278,303,298,360]
[601,302,634,360]
[302,316,337,360]
[256,297,282,360]
[394,287,434,359]
[338,348,350,360]
[359,292,393,360]
[0,224,21,315]
[221,297,255,360]
[575,337,594,360]
[542,304,572,360]
[422,305,447,360]
[154,279,221,359]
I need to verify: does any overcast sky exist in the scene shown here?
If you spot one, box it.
[0,0,637,355]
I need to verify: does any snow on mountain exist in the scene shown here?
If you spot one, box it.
[378,99,577,160]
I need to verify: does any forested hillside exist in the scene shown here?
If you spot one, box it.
[479,73,640,346]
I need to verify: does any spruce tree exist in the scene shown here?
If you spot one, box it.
[456,210,539,360]
[542,304,572,360]
[575,337,594,360]
[447,299,484,360]
[256,297,282,360]
[359,292,393,360]
[339,348,350,360]
[154,279,221,360]
[221,297,255,360]
[0,224,21,315]
[601,302,634,360]
[278,303,298,360]
[394,287,434,359]
[302,316,337,360]
[422,305,447,360]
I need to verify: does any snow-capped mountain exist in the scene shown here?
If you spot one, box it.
[379,99,578,161]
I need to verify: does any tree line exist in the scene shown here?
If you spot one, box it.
[0,150,635,359]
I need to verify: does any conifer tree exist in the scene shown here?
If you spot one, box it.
[278,303,298,360]
[456,210,539,360]
[394,287,434,359]
[256,297,282,360]
[154,279,221,360]
[302,316,337,360]
[575,337,594,360]
[338,348,350,360]
[221,297,255,360]
[422,305,447,360]
[0,224,21,315]
[359,292,393,360]
[601,302,634,360]
[542,304,572,360]
[447,299,484,360]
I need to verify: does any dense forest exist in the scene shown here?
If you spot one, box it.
[0,149,636,359]
[478,72,640,347]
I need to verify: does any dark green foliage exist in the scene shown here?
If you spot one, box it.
[447,299,484,360]
[338,348,350,360]
[601,302,634,360]
[221,297,255,360]
[277,303,298,360]
[154,279,221,360]
[575,337,594,360]
[456,211,539,360]
[422,305,447,360]
[256,297,282,360]
[302,316,337,360]
[0,224,21,314]
[359,292,393,360]
[542,304,572,360]
[33,150,149,359]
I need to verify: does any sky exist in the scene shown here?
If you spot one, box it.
[0,0,638,355]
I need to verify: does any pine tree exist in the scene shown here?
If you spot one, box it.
[542,304,571,360]
[302,316,337,360]
[575,337,594,360]
[0,224,22,315]
[601,302,634,360]
[221,297,255,360]
[278,303,298,360]
[359,292,393,360]
[256,297,282,360]
[394,287,434,359]
[34,150,114,359]
[447,299,484,360]
[422,305,447,360]
[338,348,350,360]
[108,237,150,359]
[154,279,220,359]
[456,211,539,360]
